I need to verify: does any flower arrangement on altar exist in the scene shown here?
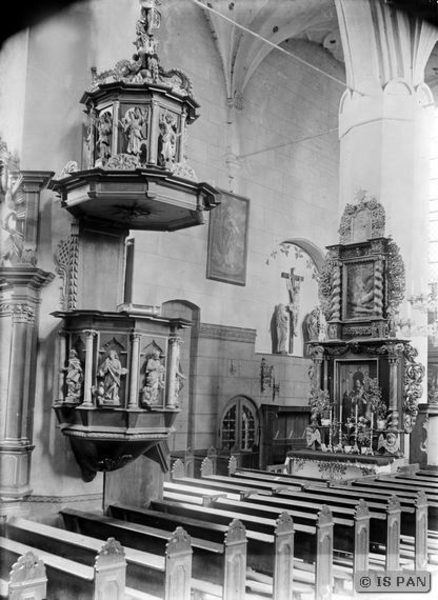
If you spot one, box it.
[308,386,331,423]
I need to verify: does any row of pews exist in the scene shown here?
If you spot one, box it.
[1,457,437,600]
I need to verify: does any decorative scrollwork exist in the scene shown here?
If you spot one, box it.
[319,251,338,321]
[386,240,406,318]
[55,230,79,310]
[403,343,425,433]
[338,194,385,244]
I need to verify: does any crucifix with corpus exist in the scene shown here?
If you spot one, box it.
[281,267,304,353]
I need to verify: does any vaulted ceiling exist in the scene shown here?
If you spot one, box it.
[197,0,341,100]
[3,0,438,97]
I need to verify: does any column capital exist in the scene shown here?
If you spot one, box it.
[20,170,55,192]
[0,266,55,290]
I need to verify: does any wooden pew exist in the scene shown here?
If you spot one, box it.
[202,468,407,573]
[333,480,438,528]
[164,481,232,503]
[0,535,128,600]
[60,508,226,595]
[397,473,438,484]
[198,457,306,493]
[229,463,319,488]
[0,548,47,600]
[60,508,278,600]
[110,502,315,600]
[5,517,192,600]
[348,478,438,504]
[109,501,277,575]
[381,473,438,489]
[417,469,438,479]
[221,491,372,573]
[233,471,409,571]
[150,498,334,600]
[310,484,428,570]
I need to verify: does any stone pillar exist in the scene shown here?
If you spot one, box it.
[335,0,438,395]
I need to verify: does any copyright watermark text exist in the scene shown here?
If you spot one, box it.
[355,571,431,593]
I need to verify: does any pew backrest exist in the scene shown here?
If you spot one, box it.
[6,548,47,600]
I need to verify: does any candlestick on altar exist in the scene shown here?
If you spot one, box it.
[328,405,333,451]
[353,403,359,454]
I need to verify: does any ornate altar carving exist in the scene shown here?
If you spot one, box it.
[306,194,423,462]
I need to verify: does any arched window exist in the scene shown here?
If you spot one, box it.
[220,396,259,454]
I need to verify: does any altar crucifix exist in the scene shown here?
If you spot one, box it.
[281,268,304,353]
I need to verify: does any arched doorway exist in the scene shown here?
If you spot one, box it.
[220,396,260,469]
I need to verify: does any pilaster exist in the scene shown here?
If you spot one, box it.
[0,267,54,503]
[0,163,55,505]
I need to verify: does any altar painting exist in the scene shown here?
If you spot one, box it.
[337,359,378,424]
[344,261,375,319]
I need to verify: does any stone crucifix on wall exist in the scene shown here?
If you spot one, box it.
[276,268,304,354]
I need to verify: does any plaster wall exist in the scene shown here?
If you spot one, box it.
[0,30,28,157]
[186,327,311,451]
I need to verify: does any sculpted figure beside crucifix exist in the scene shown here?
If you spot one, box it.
[275,268,304,354]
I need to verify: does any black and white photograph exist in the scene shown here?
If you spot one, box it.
[0,1,437,599]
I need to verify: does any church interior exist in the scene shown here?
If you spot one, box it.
[1,0,438,598]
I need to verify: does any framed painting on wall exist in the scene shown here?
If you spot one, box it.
[206,189,250,286]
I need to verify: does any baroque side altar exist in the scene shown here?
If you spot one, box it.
[286,195,424,478]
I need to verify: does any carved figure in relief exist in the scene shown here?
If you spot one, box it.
[378,431,400,455]
[141,349,165,406]
[302,307,320,356]
[139,0,160,36]
[97,350,127,405]
[275,303,289,354]
[174,359,186,407]
[63,349,83,402]
[158,112,177,167]
[96,112,113,161]
[286,276,301,353]
[0,154,25,265]
[304,426,321,450]
[121,107,147,157]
